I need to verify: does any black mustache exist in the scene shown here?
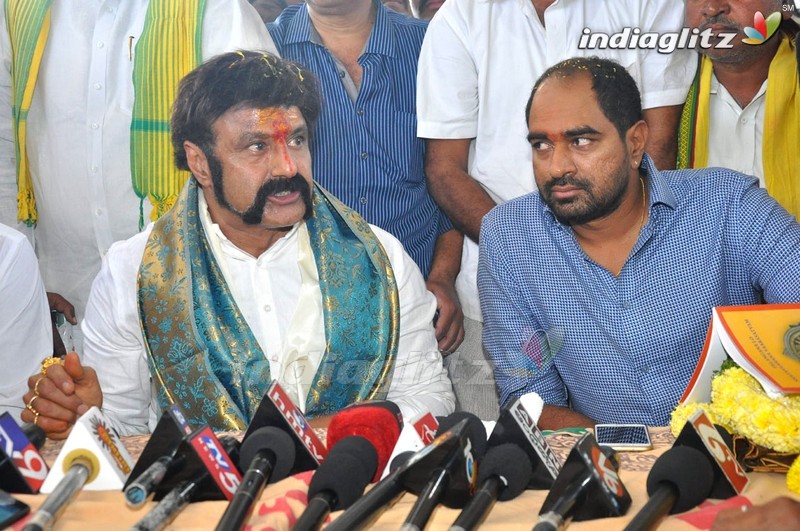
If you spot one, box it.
[544,175,590,194]
[241,174,311,225]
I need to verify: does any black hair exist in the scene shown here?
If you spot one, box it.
[525,56,642,139]
[171,50,321,170]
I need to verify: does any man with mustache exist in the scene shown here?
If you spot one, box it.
[680,0,799,219]
[20,51,454,438]
[478,57,800,430]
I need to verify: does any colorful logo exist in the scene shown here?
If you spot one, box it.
[742,11,781,44]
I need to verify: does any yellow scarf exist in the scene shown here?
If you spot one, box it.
[678,35,799,218]
[4,0,205,226]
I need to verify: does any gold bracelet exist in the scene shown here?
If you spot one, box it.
[41,356,65,375]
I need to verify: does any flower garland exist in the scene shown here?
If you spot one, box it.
[671,365,800,494]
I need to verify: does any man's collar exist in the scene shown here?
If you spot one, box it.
[640,153,677,211]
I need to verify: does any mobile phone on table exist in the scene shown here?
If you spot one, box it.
[594,424,652,451]
[0,489,30,528]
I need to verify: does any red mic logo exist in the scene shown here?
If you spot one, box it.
[190,428,242,499]
[0,414,48,492]
[591,446,623,497]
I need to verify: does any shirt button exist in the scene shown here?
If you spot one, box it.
[622,301,631,309]
[360,196,367,204]
[95,208,103,216]
[361,152,368,160]
[97,41,105,48]
[93,83,102,90]
[263,304,271,312]
[357,108,364,116]
[91,122,100,130]
[338,70,345,79]
[741,118,748,124]
[91,165,99,173]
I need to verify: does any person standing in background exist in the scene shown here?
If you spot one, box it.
[269,0,465,356]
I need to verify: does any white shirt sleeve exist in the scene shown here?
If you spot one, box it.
[81,229,153,436]
[370,226,456,420]
[202,0,279,59]
[0,224,52,422]
[416,6,478,140]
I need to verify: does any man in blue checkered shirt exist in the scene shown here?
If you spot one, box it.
[478,57,800,430]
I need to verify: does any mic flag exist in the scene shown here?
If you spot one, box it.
[40,407,134,493]
[124,404,197,506]
[535,432,631,529]
[0,412,48,493]
[672,409,749,498]
[486,396,561,489]
[243,381,326,473]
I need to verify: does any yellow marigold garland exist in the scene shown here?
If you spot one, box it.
[671,366,800,494]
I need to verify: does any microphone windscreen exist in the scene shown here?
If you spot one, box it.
[478,443,532,501]
[327,403,403,482]
[390,451,414,473]
[240,427,296,483]
[435,412,488,460]
[21,423,46,450]
[309,436,378,510]
[646,446,714,513]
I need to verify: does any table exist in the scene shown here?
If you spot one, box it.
[13,428,799,530]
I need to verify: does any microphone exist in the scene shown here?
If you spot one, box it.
[486,396,561,489]
[22,448,99,531]
[132,436,240,531]
[326,417,474,531]
[214,427,296,531]
[450,443,533,531]
[294,436,379,531]
[534,434,631,531]
[123,405,197,507]
[0,413,49,493]
[125,453,186,508]
[624,446,714,531]
[326,400,403,482]
[401,413,487,531]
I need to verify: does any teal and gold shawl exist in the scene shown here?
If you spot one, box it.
[137,179,399,430]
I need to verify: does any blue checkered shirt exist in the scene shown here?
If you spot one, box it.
[269,2,450,277]
[478,156,800,426]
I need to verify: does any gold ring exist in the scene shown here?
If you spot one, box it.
[26,395,39,415]
[33,376,45,396]
[41,357,64,376]
[33,411,39,425]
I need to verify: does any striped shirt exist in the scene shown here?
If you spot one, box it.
[478,156,800,426]
[269,2,451,278]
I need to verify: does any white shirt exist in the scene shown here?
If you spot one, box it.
[0,0,278,340]
[416,0,697,320]
[707,73,767,188]
[81,190,455,435]
[0,223,51,422]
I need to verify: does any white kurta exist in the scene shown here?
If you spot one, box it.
[0,223,51,422]
[0,0,278,343]
[706,74,767,188]
[81,190,455,435]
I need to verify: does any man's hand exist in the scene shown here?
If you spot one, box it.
[712,497,800,530]
[426,277,464,354]
[20,352,103,439]
[47,292,77,325]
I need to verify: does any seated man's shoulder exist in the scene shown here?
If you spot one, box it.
[102,225,154,273]
[661,166,759,204]
[483,192,545,233]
